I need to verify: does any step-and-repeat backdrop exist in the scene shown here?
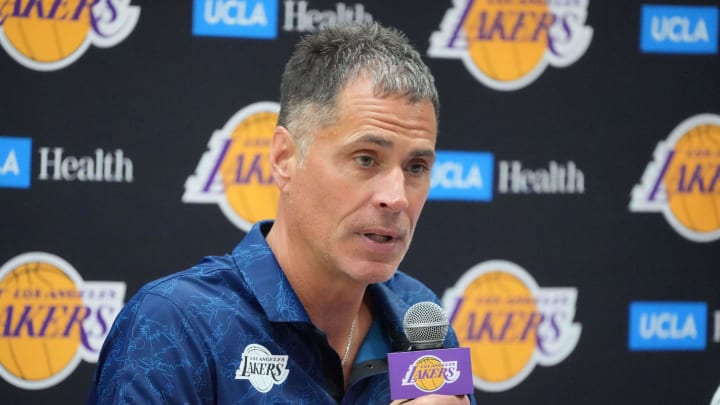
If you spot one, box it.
[2,1,719,403]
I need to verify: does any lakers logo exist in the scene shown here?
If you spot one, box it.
[630,114,720,243]
[235,343,289,393]
[401,355,460,393]
[443,260,581,392]
[0,0,140,71]
[0,252,125,389]
[183,102,280,231]
[428,0,593,91]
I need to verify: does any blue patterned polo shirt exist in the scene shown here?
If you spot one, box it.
[87,221,474,404]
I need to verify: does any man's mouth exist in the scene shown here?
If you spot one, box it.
[364,233,394,243]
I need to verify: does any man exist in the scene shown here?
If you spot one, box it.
[88,22,474,404]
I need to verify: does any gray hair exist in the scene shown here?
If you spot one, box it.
[277,22,439,161]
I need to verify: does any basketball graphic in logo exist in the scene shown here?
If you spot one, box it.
[444,260,581,392]
[413,356,446,392]
[428,0,593,90]
[235,343,290,393]
[220,109,279,227]
[183,102,281,231]
[244,345,274,393]
[0,0,140,71]
[0,260,83,383]
[452,270,537,384]
[463,0,549,83]
[1,0,91,64]
[0,252,126,390]
[664,123,720,233]
[630,113,720,242]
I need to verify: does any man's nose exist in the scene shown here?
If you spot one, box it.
[374,167,409,212]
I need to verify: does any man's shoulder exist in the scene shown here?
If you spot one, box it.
[134,253,251,306]
[114,251,267,336]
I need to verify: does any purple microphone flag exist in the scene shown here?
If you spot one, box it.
[387,347,473,400]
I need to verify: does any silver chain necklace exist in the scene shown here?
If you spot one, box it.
[340,317,357,366]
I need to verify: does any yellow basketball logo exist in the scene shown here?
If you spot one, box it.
[412,356,446,392]
[428,0,593,91]
[0,0,140,71]
[630,113,720,242]
[0,252,125,390]
[183,102,280,231]
[443,260,581,392]
[401,354,462,393]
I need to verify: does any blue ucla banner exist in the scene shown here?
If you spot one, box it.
[629,301,707,351]
[192,0,279,39]
[640,5,719,54]
[0,136,32,189]
[428,151,494,202]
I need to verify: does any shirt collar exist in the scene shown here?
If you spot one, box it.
[231,220,412,351]
[365,283,412,352]
[231,220,311,324]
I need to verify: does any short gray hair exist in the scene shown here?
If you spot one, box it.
[277,22,439,161]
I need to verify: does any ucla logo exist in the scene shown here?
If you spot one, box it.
[628,302,707,351]
[640,5,719,54]
[443,260,581,391]
[0,136,32,189]
[428,0,593,91]
[0,252,125,389]
[183,102,280,231]
[630,114,720,243]
[192,0,278,39]
[429,151,494,201]
[401,355,460,393]
[235,343,289,393]
[0,0,140,71]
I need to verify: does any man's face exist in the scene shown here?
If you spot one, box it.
[285,76,437,285]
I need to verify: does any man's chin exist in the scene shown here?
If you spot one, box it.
[350,261,402,284]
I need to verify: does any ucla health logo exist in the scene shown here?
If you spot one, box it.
[630,114,720,243]
[282,1,373,32]
[640,5,718,54]
[428,0,593,91]
[0,252,126,389]
[193,1,373,38]
[0,0,140,71]
[429,151,494,201]
[498,160,584,194]
[629,301,707,351]
[443,260,581,392]
[0,136,31,189]
[183,102,279,231]
[193,0,278,39]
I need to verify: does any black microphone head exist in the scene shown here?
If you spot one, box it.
[402,301,449,350]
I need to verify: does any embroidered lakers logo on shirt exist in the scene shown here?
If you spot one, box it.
[235,344,289,393]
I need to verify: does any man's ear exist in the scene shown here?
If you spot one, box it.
[270,126,296,191]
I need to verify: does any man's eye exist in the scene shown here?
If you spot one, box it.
[355,155,375,167]
[408,163,429,175]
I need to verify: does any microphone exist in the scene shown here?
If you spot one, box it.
[403,301,449,350]
[387,302,473,400]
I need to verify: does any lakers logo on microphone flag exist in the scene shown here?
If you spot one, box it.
[388,348,473,399]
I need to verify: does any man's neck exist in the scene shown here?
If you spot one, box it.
[265,219,367,336]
